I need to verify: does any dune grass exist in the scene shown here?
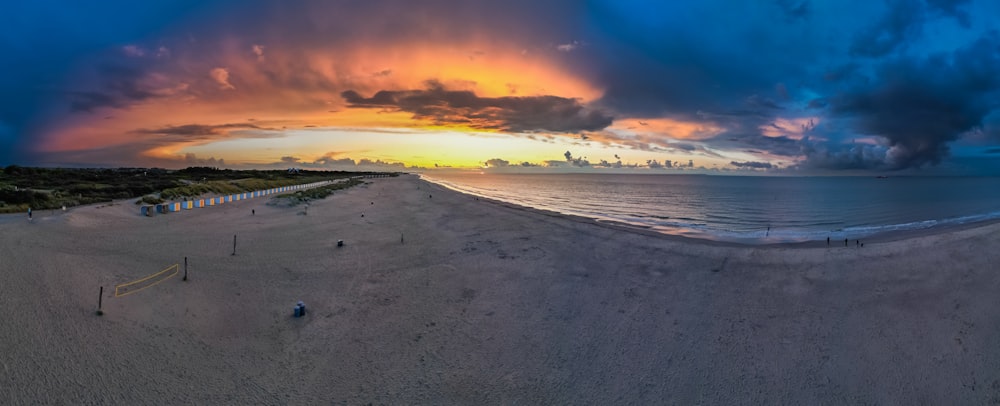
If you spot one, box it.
[273,178,367,205]
[0,166,398,213]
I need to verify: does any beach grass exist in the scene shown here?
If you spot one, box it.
[0,166,395,213]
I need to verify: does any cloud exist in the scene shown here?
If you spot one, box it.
[484,158,510,167]
[556,41,582,52]
[271,152,409,170]
[730,160,774,169]
[66,63,171,113]
[131,122,271,140]
[796,141,890,170]
[210,67,235,90]
[849,0,926,57]
[183,153,225,166]
[562,150,590,167]
[252,44,265,62]
[342,81,612,133]
[307,152,351,166]
[356,158,406,169]
[926,0,972,27]
[122,45,145,57]
[774,0,810,20]
[829,33,1000,169]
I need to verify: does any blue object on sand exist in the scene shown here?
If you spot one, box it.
[293,305,302,318]
[297,301,306,315]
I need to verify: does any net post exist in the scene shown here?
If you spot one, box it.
[183,257,188,281]
[96,286,103,316]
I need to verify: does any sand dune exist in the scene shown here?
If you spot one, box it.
[2,174,999,404]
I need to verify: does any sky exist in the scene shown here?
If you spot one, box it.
[1,0,999,174]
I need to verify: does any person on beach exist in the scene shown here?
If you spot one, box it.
[844,238,848,246]
[28,207,32,221]
[252,209,255,216]
[827,237,830,245]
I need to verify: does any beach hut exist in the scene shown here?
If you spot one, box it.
[242,193,248,199]
[195,199,204,208]
[140,205,153,216]
[183,201,193,210]
[168,202,181,212]
[155,204,168,214]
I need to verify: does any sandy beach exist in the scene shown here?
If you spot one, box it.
[2,174,999,404]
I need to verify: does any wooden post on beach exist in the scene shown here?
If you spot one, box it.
[96,286,103,316]
[183,257,188,281]
[232,234,237,256]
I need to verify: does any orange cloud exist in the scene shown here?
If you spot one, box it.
[38,36,606,168]
[610,118,725,140]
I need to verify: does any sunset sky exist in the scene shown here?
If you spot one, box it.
[2,0,1000,174]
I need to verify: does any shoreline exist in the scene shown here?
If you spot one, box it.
[417,175,1000,248]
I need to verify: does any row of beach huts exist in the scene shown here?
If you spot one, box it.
[139,180,333,217]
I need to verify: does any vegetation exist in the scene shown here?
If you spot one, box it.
[274,178,368,206]
[0,166,398,213]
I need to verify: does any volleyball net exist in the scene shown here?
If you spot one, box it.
[114,264,179,297]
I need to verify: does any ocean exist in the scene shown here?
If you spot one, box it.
[421,172,1000,243]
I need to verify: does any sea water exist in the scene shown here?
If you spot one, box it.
[421,172,1000,243]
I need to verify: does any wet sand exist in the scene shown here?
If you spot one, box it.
[1,174,999,404]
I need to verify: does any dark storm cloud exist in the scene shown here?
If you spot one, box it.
[583,0,821,119]
[731,160,774,169]
[926,0,972,26]
[0,1,205,164]
[849,0,926,57]
[774,0,811,19]
[342,82,613,133]
[828,32,1000,169]
[68,64,161,112]
[578,0,1000,173]
[797,142,891,170]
